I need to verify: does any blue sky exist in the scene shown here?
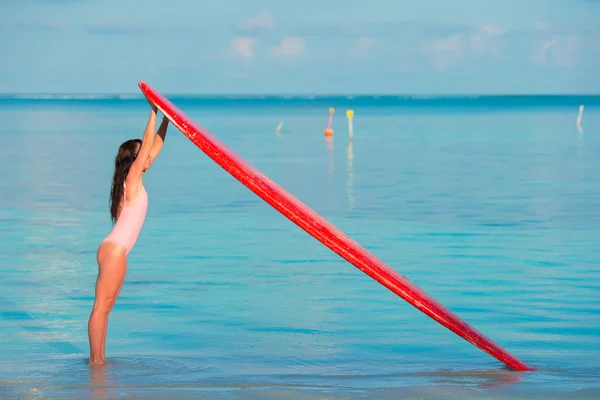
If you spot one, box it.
[1,0,599,94]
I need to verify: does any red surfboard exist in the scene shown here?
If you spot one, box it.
[139,81,533,371]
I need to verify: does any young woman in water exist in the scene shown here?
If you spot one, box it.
[88,101,169,365]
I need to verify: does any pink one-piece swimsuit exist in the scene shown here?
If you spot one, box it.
[102,183,148,255]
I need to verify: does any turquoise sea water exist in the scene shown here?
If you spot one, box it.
[1,95,599,399]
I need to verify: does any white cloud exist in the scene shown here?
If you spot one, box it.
[434,35,462,52]
[270,36,306,58]
[423,23,507,69]
[480,23,506,37]
[530,39,557,64]
[423,34,463,70]
[239,14,275,31]
[534,21,550,32]
[469,23,506,55]
[356,36,377,52]
[551,35,579,66]
[231,37,257,58]
[530,35,579,67]
[469,35,486,53]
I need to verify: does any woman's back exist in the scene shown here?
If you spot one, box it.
[102,183,148,254]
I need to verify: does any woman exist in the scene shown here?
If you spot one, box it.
[88,101,169,365]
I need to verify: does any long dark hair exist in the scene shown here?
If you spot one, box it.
[109,139,141,223]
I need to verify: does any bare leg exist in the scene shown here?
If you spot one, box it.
[88,242,127,365]
[100,263,128,359]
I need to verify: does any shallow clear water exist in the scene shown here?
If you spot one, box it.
[1,97,599,399]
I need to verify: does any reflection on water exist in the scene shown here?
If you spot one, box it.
[409,368,523,388]
[324,135,335,206]
[325,135,334,176]
[89,364,111,399]
[347,141,354,211]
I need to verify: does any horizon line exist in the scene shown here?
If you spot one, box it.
[1,92,600,98]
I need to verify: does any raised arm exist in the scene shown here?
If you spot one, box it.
[128,102,158,180]
[144,116,169,170]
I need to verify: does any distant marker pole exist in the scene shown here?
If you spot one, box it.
[577,105,584,130]
[275,121,284,135]
[324,107,334,136]
[346,109,354,141]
